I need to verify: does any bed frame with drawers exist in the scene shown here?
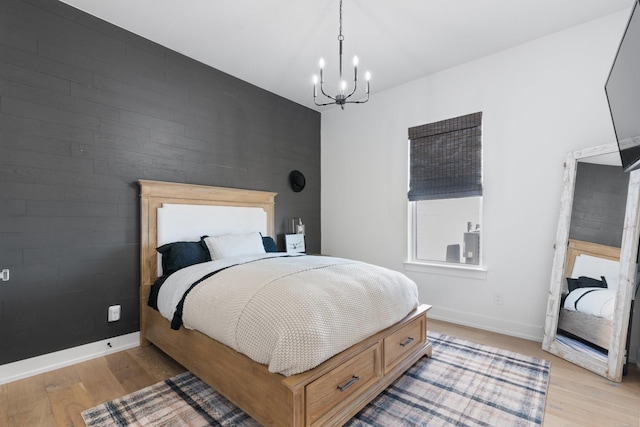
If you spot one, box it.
[139,179,432,427]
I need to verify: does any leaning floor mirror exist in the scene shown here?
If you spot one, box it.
[542,143,640,382]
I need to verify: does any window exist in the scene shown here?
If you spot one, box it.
[408,112,483,267]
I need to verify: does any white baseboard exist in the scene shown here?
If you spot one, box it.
[0,332,140,385]
[428,306,543,342]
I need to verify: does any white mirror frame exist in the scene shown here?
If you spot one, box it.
[542,143,640,382]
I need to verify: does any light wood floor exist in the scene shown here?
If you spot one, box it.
[1,319,639,427]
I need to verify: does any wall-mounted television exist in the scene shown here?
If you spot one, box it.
[606,0,640,172]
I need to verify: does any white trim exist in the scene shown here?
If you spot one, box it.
[0,332,140,385]
[404,261,488,280]
[407,199,485,271]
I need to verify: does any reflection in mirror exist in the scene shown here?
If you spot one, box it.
[556,240,621,356]
[571,160,628,247]
[542,143,640,382]
[556,159,628,360]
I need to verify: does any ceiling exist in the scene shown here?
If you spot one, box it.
[59,0,632,112]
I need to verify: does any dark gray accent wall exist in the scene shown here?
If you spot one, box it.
[569,162,629,248]
[0,0,320,365]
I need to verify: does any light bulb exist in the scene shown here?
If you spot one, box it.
[365,71,371,81]
[340,80,347,92]
[353,56,359,66]
[319,58,325,69]
[313,75,318,84]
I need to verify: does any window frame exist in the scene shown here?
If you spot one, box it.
[405,112,487,277]
[406,198,486,277]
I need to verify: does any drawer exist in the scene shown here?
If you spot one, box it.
[306,343,381,426]
[383,315,425,373]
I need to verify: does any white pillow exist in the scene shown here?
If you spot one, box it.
[204,232,266,260]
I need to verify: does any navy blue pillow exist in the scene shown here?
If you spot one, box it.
[261,236,278,252]
[157,239,211,275]
[566,275,608,293]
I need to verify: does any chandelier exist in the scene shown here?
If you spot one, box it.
[313,0,370,109]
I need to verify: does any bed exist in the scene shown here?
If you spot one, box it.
[139,179,432,427]
[557,239,620,350]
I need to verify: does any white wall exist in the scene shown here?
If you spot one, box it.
[321,11,630,344]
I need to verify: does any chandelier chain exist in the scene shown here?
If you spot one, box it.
[338,0,344,41]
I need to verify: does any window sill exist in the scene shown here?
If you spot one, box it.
[403,260,487,280]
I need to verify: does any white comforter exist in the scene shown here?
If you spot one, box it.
[563,287,616,319]
[157,254,419,376]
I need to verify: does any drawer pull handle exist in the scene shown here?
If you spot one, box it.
[337,375,360,392]
[400,337,415,347]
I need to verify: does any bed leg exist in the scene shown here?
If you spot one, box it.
[425,341,433,357]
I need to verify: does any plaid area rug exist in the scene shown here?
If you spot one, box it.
[81,332,550,427]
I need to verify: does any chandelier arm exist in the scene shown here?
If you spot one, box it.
[318,82,336,100]
[314,99,342,107]
[345,79,358,98]
[345,92,370,105]
[349,99,369,104]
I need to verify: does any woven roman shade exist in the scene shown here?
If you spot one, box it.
[408,112,482,201]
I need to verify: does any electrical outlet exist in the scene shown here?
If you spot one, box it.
[1,269,9,282]
[108,305,121,322]
[493,292,503,305]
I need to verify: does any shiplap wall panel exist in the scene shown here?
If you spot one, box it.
[0,0,320,365]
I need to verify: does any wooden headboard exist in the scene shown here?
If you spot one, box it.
[563,239,620,289]
[138,180,276,339]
